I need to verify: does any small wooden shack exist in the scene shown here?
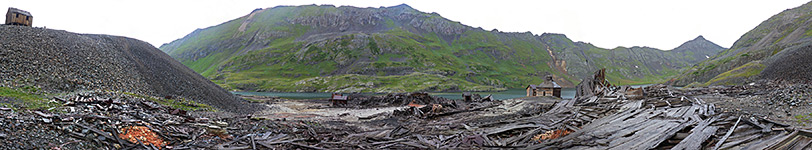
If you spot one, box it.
[6,7,32,26]
[330,93,348,105]
[526,75,562,98]
[462,92,472,101]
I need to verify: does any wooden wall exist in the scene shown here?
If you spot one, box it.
[5,12,32,26]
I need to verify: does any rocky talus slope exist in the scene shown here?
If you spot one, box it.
[759,43,812,83]
[0,25,261,113]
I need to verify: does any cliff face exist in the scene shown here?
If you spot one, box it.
[672,1,812,86]
[0,25,261,113]
[160,4,723,93]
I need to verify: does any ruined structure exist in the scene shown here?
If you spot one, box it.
[526,75,562,98]
[330,93,348,105]
[5,7,32,26]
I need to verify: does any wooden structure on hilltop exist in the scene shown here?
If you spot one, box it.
[526,75,562,98]
[6,7,32,26]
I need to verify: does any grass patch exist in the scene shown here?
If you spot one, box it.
[0,86,57,110]
[122,92,216,112]
[795,113,812,126]
[704,61,765,86]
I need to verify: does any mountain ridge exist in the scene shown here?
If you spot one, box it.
[159,4,724,93]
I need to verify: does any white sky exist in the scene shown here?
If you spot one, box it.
[2,0,810,50]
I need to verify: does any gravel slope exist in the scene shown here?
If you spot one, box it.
[0,25,262,113]
[760,43,812,83]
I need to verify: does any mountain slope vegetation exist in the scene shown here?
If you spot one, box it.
[160,4,724,93]
[672,1,812,86]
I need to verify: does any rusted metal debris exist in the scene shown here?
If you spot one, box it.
[119,126,167,148]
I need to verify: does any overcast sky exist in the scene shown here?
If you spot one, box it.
[2,0,810,50]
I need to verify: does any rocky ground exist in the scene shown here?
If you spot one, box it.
[1,78,811,149]
[686,80,812,128]
[0,25,263,113]
[0,90,332,149]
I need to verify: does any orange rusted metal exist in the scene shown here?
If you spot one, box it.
[407,100,426,108]
[118,126,167,148]
[533,129,574,142]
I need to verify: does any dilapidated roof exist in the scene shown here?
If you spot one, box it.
[7,7,31,16]
[539,81,561,88]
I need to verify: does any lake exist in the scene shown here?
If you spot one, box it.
[232,88,578,100]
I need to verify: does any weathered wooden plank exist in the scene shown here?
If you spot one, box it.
[719,134,762,150]
[400,142,428,149]
[484,124,549,136]
[740,131,792,149]
[672,116,719,150]
[673,133,690,140]
[619,100,643,111]
[610,120,688,150]
[713,116,742,150]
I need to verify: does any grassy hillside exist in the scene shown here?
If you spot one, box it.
[161,4,723,93]
[672,1,812,86]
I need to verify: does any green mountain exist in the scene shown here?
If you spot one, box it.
[159,4,724,93]
[672,1,812,86]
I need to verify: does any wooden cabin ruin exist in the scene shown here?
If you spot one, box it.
[462,92,472,101]
[6,7,32,26]
[526,75,562,98]
[330,93,348,105]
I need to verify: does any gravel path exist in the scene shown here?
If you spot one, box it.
[0,25,263,113]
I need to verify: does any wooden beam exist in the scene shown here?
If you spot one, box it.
[713,116,741,150]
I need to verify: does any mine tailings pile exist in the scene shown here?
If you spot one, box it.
[0,25,262,113]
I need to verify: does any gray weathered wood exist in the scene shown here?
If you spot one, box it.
[672,116,719,150]
[713,116,741,150]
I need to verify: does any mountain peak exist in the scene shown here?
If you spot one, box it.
[675,35,724,50]
[694,35,706,41]
[670,35,726,63]
[390,4,415,10]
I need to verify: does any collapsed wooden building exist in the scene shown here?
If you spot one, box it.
[526,75,562,98]
[5,7,32,26]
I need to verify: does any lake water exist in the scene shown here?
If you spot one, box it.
[232,88,578,100]
[231,84,656,100]
[429,88,576,100]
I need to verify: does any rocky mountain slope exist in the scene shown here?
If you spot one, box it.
[672,1,812,86]
[541,34,724,85]
[160,4,724,93]
[0,25,261,113]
